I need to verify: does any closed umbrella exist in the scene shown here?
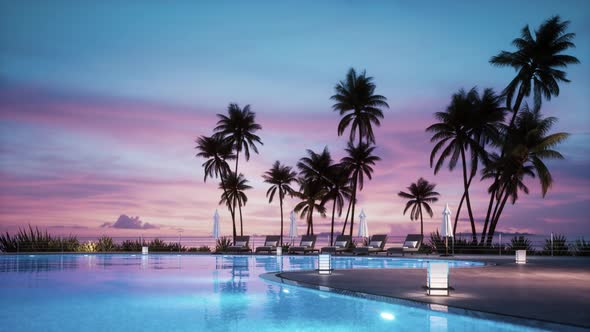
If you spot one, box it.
[358,209,369,240]
[213,209,220,240]
[288,211,298,244]
[441,204,453,256]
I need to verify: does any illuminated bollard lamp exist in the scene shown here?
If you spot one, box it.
[276,246,282,256]
[318,254,332,275]
[142,246,149,255]
[426,262,449,296]
[515,250,527,264]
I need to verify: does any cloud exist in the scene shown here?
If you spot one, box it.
[101,214,159,229]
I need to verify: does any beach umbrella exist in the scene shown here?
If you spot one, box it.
[213,209,220,240]
[358,209,369,238]
[288,211,298,243]
[441,204,453,256]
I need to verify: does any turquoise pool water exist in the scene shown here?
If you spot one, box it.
[0,254,546,331]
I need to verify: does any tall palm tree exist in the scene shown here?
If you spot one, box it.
[294,179,327,236]
[451,88,507,236]
[398,178,440,237]
[195,135,238,239]
[482,105,569,245]
[490,15,579,125]
[219,172,252,237]
[296,147,333,185]
[321,164,353,245]
[426,88,482,242]
[340,142,380,238]
[263,161,298,245]
[331,68,389,145]
[214,103,263,233]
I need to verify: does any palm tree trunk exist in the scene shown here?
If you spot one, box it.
[309,205,315,235]
[460,147,477,242]
[279,188,284,246]
[486,190,510,246]
[419,205,424,238]
[341,198,353,235]
[349,173,358,239]
[219,172,237,241]
[330,198,337,246]
[453,192,465,236]
[481,184,505,243]
[238,201,243,236]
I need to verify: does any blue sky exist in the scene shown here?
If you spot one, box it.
[0,0,589,236]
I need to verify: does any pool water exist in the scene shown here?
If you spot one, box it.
[0,254,545,331]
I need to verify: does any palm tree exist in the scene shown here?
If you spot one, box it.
[195,135,238,239]
[214,103,263,233]
[490,15,579,125]
[321,164,352,245]
[214,103,263,173]
[296,147,333,185]
[426,89,482,242]
[398,178,440,237]
[294,179,327,236]
[263,161,298,245]
[482,105,569,245]
[331,68,389,145]
[452,88,507,236]
[340,142,380,238]
[219,172,252,236]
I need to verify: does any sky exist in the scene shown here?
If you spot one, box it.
[1,0,589,238]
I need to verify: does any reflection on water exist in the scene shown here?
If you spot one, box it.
[0,254,531,332]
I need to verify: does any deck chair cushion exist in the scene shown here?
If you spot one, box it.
[300,241,313,247]
[235,241,247,247]
[403,240,418,248]
[369,241,382,248]
[265,240,277,247]
[334,241,347,248]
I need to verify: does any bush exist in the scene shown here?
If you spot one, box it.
[96,236,116,252]
[78,241,97,252]
[573,238,590,256]
[0,226,79,252]
[542,234,570,256]
[120,239,144,252]
[215,237,231,253]
[507,236,535,254]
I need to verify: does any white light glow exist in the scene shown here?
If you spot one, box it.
[380,312,395,321]
[282,289,290,294]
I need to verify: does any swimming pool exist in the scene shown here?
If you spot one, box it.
[0,254,546,331]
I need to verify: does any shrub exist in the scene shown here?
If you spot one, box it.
[197,245,211,252]
[120,239,144,252]
[573,238,590,256]
[0,226,79,252]
[281,243,290,252]
[96,236,116,252]
[215,237,231,252]
[78,241,97,252]
[507,236,535,254]
[542,234,570,256]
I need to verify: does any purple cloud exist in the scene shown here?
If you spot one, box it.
[101,214,159,230]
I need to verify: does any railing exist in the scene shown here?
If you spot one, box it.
[1,233,589,256]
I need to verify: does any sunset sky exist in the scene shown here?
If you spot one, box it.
[1,0,589,238]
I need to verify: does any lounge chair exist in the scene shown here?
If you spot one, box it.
[386,234,423,256]
[226,236,252,253]
[353,234,388,255]
[288,235,319,254]
[255,235,281,254]
[321,235,352,254]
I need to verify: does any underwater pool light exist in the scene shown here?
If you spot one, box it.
[380,312,395,321]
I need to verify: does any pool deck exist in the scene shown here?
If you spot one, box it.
[277,255,590,330]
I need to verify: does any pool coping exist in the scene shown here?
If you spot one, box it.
[260,268,587,332]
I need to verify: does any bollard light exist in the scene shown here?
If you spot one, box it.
[276,246,282,256]
[426,262,449,296]
[318,254,332,275]
[515,250,526,264]
[142,246,149,255]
